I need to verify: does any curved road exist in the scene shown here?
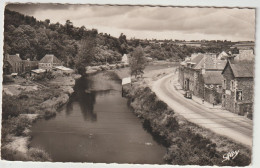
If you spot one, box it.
[152,73,253,147]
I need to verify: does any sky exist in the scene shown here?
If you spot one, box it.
[5,4,256,41]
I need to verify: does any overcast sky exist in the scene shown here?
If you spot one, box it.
[6,4,255,41]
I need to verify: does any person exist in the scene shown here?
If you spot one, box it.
[202,98,204,104]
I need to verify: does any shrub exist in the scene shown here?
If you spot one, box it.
[14,116,31,136]
[165,116,179,131]
[28,147,52,161]
[3,75,14,84]
[2,95,21,119]
[44,109,56,120]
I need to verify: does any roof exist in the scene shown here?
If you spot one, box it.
[39,54,61,64]
[194,55,226,70]
[31,69,46,74]
[122,77,131,85]
[230,61,254,78]
[222,60,254,78]
[54,66,73,71]
[191,54,204,65]
[7,55,22,65]
[203,71,223,85]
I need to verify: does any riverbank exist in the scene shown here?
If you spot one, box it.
[121,69,251,166]
[1,73,81,161]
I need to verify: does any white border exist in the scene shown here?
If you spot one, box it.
[0,0,259,168]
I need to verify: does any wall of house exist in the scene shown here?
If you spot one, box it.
[178,66,184,88]
[236,78,254,103]
[39,63,53,70]
[222,64,254,114]
[222,64,235,112]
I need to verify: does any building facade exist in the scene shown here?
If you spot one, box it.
[39,54,62,70]
[179,53,226,104]
[221,60,254,116]
[3,54,23,74]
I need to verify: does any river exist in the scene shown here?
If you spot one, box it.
[30,72,166,164]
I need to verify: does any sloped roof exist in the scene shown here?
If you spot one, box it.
[7,55,22,65]
[203,71,223,85]
[191,54,204,65]
[194,56,226,70]
[39,54,61,64]
[230,61,254,78]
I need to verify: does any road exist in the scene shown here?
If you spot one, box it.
[152,73,253,147]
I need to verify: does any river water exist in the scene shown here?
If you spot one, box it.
[30,72,166,164]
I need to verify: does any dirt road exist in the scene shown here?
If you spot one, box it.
[152,73,253,147]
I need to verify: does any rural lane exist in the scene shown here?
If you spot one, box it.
[152,73,253,147]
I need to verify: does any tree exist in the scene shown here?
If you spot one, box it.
[129,46,146,78]
[75,36,97,74]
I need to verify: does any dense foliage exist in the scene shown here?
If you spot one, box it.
[4,9,126,68]
[129,46,147,78]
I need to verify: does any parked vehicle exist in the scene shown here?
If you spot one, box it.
[184,91,192,99]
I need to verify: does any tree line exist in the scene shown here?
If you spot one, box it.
[4,9,127,70]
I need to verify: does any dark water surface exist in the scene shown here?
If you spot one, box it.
[30,73,166,164]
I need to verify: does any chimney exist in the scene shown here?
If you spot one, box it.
[16,53,20,58]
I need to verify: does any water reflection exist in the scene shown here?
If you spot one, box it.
[30,72,166,163]
[66,76,119,122]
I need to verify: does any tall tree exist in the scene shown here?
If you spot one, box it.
[75,36,97,74]
[129,46,146,78]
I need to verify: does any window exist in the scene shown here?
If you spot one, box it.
[223,79,226,89]
[230,80,235,91]
[236,90,243,101]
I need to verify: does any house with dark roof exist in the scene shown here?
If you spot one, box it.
[202,71,223,104]
[3,54,23,74]
[39,54,62,71]
[179,53,226,103]
[221,60,254,117]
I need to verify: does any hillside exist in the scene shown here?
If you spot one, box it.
[4,9,125,68]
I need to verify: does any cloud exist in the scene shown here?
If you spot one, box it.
[5,4,255,41]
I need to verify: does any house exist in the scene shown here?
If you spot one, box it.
[121,54,129,65]
[217,51,230,60]
[179,53,226,104]
[3,54,23,74]
[202,71,223,104]
[221,59,254,116]
[21,59,39,73]
[234,49,254,61]
[39,54,62,71]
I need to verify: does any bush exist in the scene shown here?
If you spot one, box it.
[44,109,56,120]
[3,75,14,84]
[28,147,52,161]
[2,95,22,119]
[14,116,31,136]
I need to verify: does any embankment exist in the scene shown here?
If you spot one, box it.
[124,82,251,166]
[1,73,81,161]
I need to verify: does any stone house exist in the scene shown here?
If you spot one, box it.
[179,53,226,104]
[221,60,254,116]
[234,49,254,61]
[21,60,39,72]
[202,71,223,104]
[3,54,39,75]
[3,54,23,74]
[39,54,62,71]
